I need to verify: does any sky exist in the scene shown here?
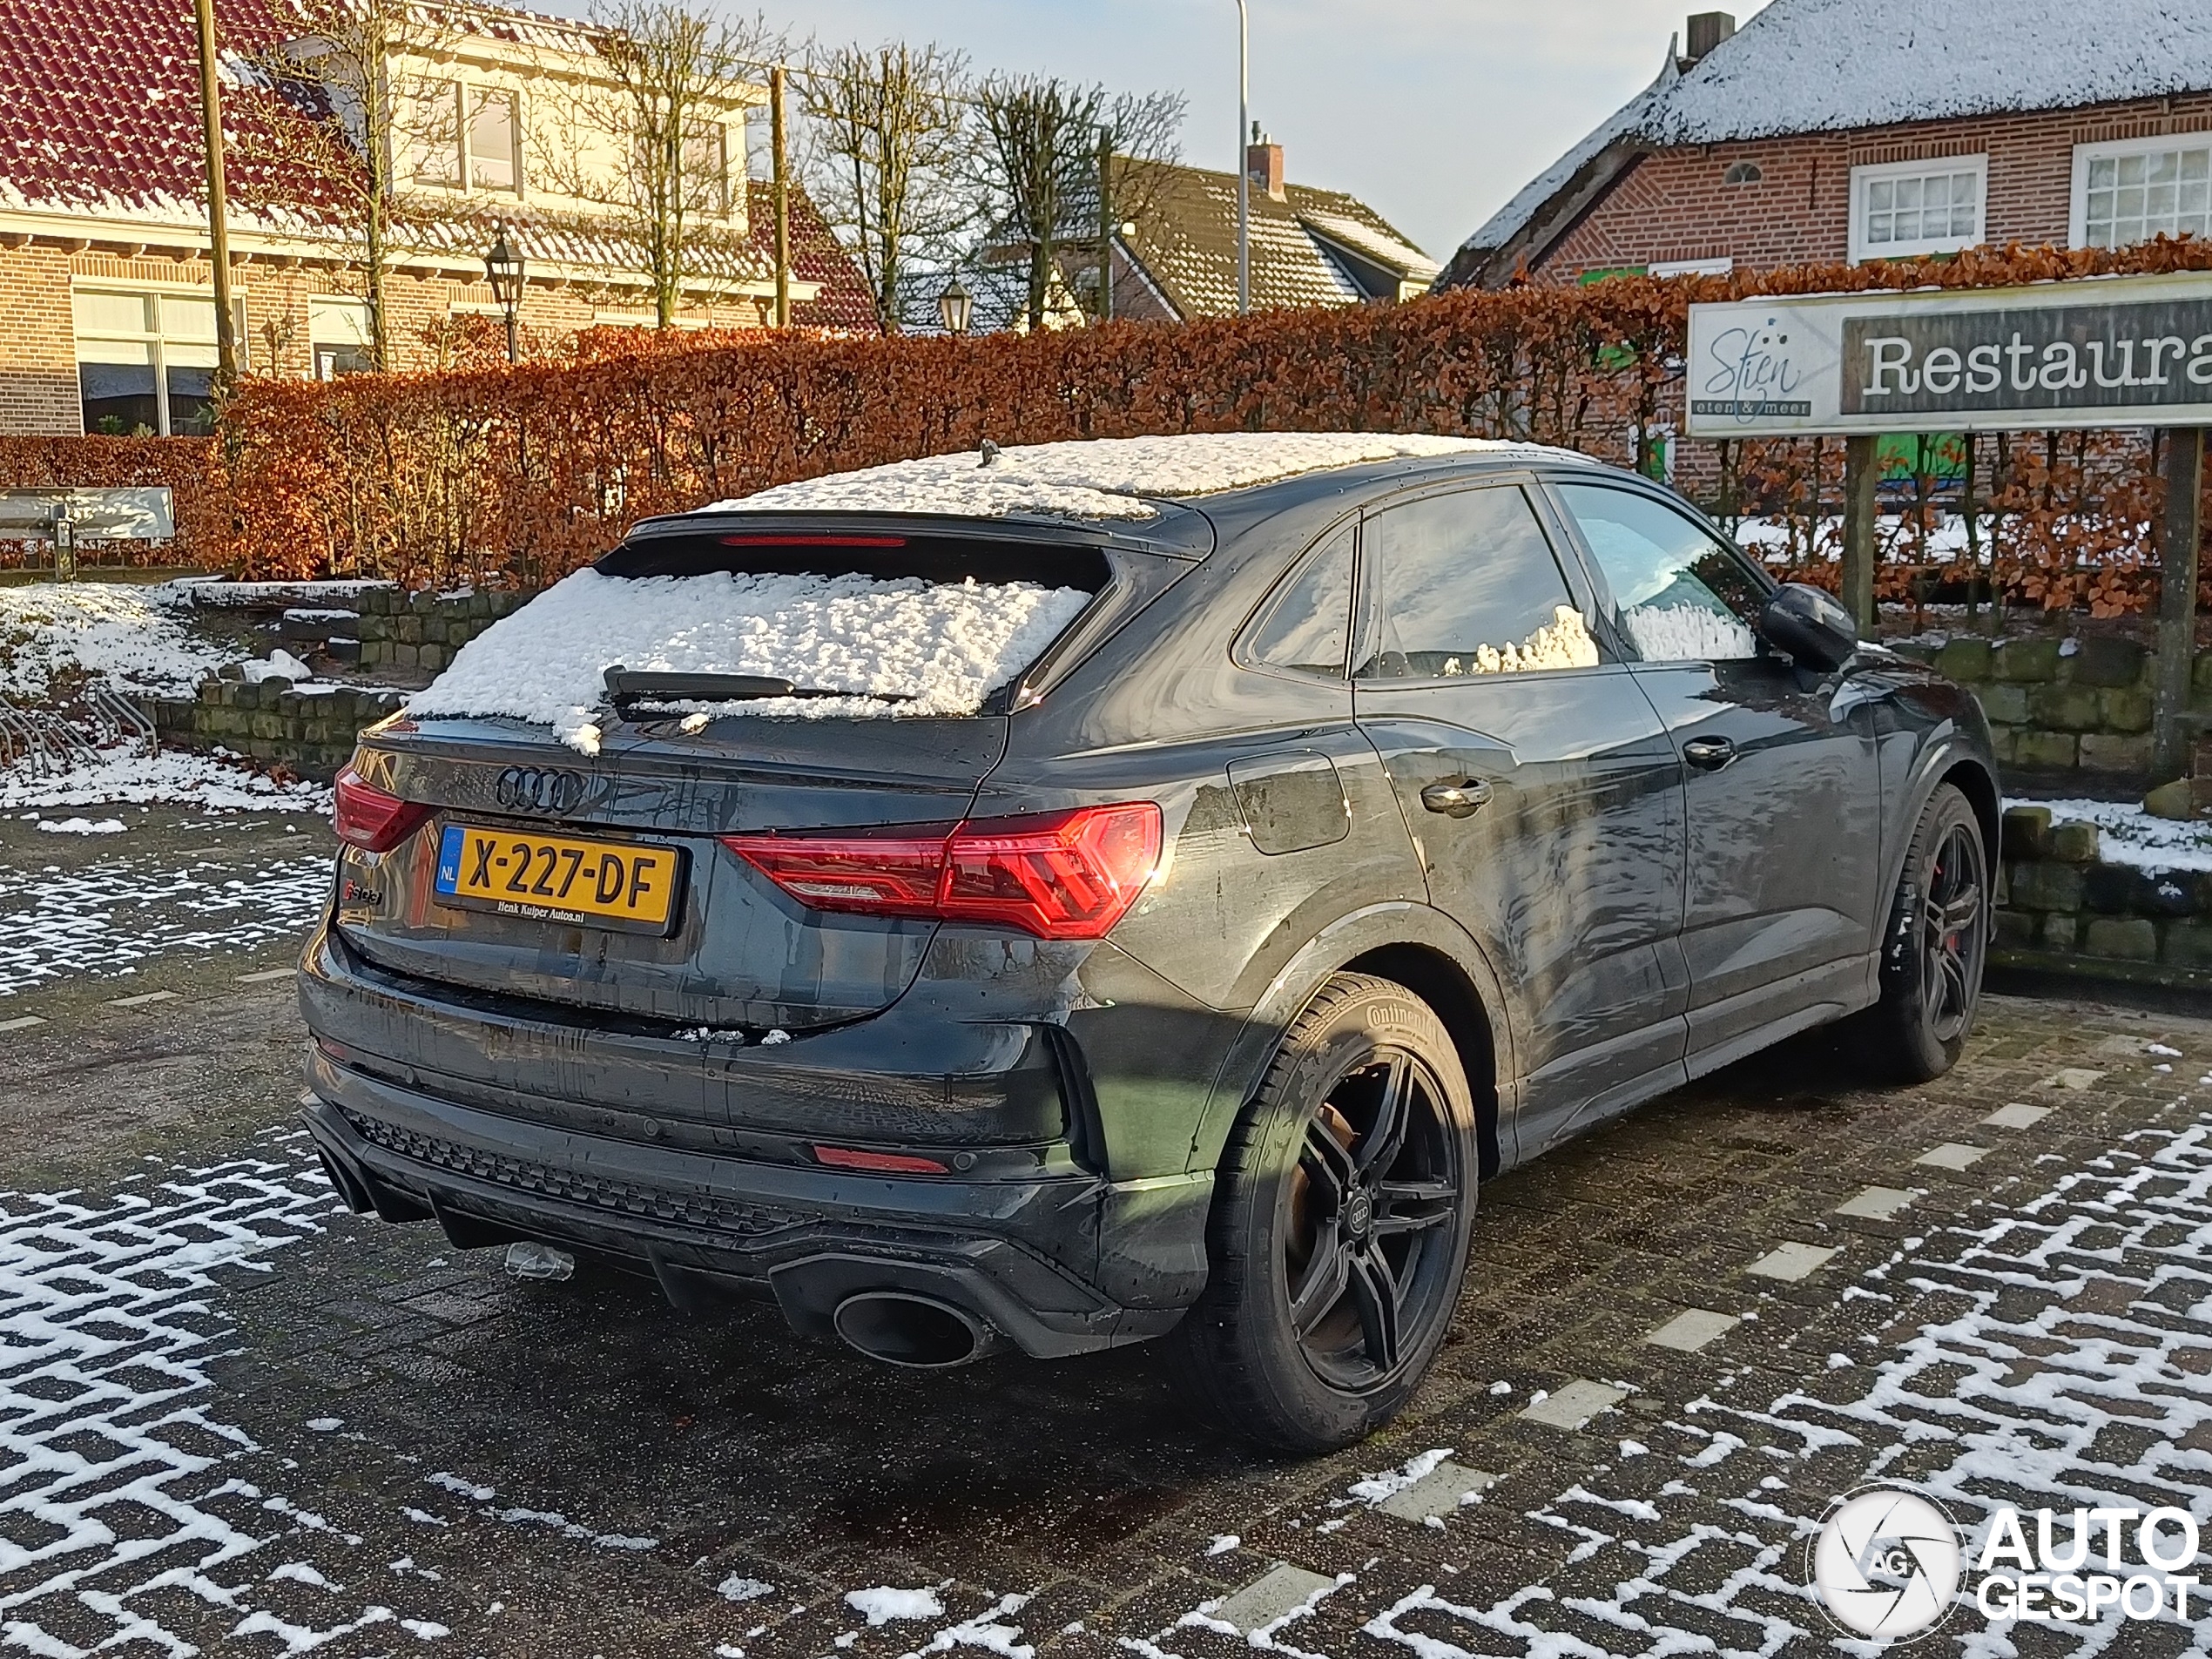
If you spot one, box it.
[542,0,1772,261]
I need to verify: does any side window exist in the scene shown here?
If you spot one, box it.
[1353,487,1599,680]
[1554,484,1765,664]
[1247,523,1353,678]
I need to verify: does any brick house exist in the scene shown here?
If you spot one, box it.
[1437,0,2212,290]
[0,0,874,438]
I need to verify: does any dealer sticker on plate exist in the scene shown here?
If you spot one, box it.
[434,823,684,934]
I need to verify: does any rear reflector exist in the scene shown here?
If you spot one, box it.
[723,802,1161,941]
[333,765,430,853]
[813,1145,951,1175]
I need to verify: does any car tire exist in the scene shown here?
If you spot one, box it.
[1166,973,1480,1453]
[1857,783,1990,1083]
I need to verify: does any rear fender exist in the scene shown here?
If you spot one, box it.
[1182,901,1520,1177]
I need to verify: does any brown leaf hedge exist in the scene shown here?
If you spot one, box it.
[12,239,2212,610]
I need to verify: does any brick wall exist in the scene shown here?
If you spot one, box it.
[0,244,780,437]
[0,244,81,433]
[1540,92,2212,280]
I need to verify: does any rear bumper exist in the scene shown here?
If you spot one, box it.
[300,1076,1186,1358]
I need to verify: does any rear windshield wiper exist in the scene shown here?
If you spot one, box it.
[603,666,912,714]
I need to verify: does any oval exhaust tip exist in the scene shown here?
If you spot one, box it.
[832,1291,995,1369]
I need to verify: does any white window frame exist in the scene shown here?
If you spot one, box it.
[465,84,523,195]
[71,282,246,435]
[2070,132,2212,249]
[1848,154,1986,263]
[1648,255,1734,278]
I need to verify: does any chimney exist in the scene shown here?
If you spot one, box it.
[1245,126,1285,202]
[1683,10,1736,64]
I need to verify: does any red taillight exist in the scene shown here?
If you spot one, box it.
[723,802,1161,941]
[813,1145,950,1175]
[333,765,430,853]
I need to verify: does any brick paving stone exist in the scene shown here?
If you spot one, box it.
[3,990,2212,1654]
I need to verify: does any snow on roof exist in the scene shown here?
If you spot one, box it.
[1296,210,1443,282]
[710,433,1581,522]
[1648,0,2212,145]
[408,568,1093,750]
[1460,0,2212,262]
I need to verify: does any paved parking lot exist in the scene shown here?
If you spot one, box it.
[3,810,2211,1656]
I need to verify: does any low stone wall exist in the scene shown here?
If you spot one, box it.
[1994,804,2212,990]
[349,587,530,672]
[142,680,408,779]
[1892,632,2210,780]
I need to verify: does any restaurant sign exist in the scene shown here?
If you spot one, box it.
[1684,272,2212,438]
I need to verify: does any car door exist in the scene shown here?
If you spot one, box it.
[1350,480,1689,1161]
[1548,480,1885,1070]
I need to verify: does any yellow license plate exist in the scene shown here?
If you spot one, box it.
[433,823,685,934]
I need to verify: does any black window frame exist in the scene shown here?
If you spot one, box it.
[1232,513,1361,683]
[1535,474,1778,666]
[1347,475,1622,685]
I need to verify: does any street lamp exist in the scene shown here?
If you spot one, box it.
[1233,0,1249,316]
[484,219,523,364]
[938,277,973,337]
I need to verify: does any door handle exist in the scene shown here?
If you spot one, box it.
[1683,736,1737,771]
[1420,779,1494,817]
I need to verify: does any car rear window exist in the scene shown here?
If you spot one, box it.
[405,532,1107,753]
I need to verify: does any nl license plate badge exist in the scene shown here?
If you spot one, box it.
[434,823,685,934]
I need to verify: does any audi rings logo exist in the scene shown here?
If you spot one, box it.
[495,765,586,815]
[1809,1487,1963,1642]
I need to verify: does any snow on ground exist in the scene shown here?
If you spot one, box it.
[0,747,332,813]
[1123,1098,2212,1657]
[408,568,1092,752]
[0,840,331,995]
[2034,798,2212,874]
[713,433,1588,522]
[0,1133,428,1657]
[0,583,228,700]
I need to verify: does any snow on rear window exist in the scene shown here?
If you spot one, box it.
[407,567,1089,752]
[709,432,1582,522]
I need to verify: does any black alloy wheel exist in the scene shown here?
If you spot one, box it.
[1858,782,1990,1082]
[1285,1049,1463,1390]
[1919,817,1986,1047]
[1169,973,1480,1452]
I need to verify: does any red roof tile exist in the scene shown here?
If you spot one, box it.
[0,0,878,331]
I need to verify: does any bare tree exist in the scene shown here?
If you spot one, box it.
[233,0,464,371]
[968,76,1183,333]
[799,42,973,334]
[535,1,786,328]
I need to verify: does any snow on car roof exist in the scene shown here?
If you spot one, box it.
[705,433,1586,523]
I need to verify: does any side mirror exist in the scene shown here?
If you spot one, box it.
[1757,582,1858,672]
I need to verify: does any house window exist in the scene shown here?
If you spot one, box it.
[73,288,239,435]
[308,295,374,379]
[684,120,730,218]
[410,83,519,192]
[469,88,520,192]
[1849,155,1985,262]
[411,82,463,185]
[2073,137,2212,248]
[1723,160,1763,185]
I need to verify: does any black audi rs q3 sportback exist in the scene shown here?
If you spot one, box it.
[300,435,1998,1451]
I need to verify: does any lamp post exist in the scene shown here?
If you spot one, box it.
[1234,0,1249,316]
[484,220,523,363]
[938,278,972,337]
